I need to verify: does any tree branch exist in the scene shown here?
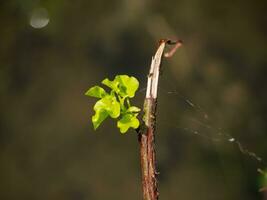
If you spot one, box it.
[138,39,182,200]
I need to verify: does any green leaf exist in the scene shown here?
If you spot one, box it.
[85,86,107,98]
[101,75,139,98]
[92,109,109,130]
[117,114,140,134]
[115,75,139,98]
[92,95,120,129]
[127,106,141,113]
[258,169,267,191]
[94,95,120,118]
[102,78,120,93]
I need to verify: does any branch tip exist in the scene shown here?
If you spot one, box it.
[158,38,183,58]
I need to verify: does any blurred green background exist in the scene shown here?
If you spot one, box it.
[1,0,267,199]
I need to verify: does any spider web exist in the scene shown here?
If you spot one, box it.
[164,88,265,165]
[138,83,266,186]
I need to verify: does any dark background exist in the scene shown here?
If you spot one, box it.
[1,0,267,199]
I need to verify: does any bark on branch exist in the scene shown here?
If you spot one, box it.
[138,39,182,200]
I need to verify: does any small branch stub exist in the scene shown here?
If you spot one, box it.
[139,39,182,200]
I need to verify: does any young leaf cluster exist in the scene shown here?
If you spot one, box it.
[85,75,141,133]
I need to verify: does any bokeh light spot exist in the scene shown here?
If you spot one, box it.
[30,7,50,29]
